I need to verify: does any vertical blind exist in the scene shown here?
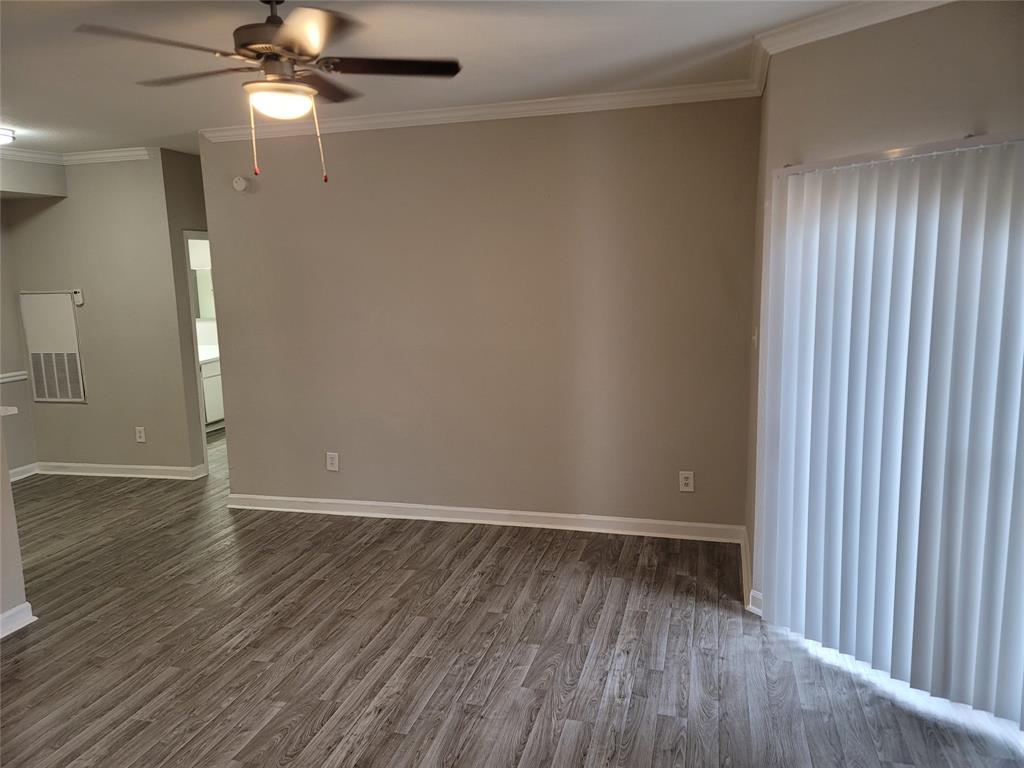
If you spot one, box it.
[755,139,1023,727]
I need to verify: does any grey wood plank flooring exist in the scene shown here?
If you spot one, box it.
[2,432,1021,767]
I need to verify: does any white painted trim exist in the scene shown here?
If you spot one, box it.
[0,147,150,166]
[228,492,752,600]
[749,43,770,95]
[741,528,755,615]
[61,148,151,165]
[9,463,39,482]
[756,1,950,54]
[0,602,37,638]
[35,462,207,480]
[0,370,29,384]
[0,147,63,165]
[747,590,763,616]
[183,230,213,476]
[0,4,952,157]
[201,77,761,143]
[197,1,953,144]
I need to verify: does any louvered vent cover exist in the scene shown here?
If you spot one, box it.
[19,292,87,404]
[31,352,84,402]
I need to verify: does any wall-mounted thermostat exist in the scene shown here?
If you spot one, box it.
[232,176,249,193]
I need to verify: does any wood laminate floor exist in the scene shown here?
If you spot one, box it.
[2,432,1021,767]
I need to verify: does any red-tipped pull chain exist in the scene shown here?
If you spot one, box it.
[249,102,260,176]
[248,97,327,183]
[311,99,327,183]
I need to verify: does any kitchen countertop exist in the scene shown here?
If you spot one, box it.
[198,345,220,365]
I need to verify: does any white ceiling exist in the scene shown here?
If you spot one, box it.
[1,1,843,154]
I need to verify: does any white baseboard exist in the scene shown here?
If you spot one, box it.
[10,462,39,481]
[0,602,36,638]
[32,462,207,481]
[228,492,751,599]
[747,589,763,616]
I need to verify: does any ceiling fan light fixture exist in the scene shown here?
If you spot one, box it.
[74,4,460,181]
[243,80,316,120]
[0,128,15,145]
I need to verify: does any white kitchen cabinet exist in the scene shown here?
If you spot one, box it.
[201,360,223,424]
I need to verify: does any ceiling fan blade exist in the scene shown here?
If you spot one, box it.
[279,7,357,58]
[317,57,461,78]
[76,24,244,60]
[297,70,360,103]
[137,67,260,87]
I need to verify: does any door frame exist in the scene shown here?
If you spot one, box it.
[183,229,216,473]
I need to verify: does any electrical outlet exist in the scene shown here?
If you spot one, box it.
[326,452,339,472]
[679,470,694,493]
[135,426,147,444]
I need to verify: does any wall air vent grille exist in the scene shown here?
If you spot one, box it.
[19,292,87,404]
[30,353,46,399]
[66,354,83,400]
[29,352,85,403]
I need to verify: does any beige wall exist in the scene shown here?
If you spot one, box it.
[760,1,1023,177]
[0,157,67,199]
[201,98,760,525]
[1,226,31,375]
[748,0,1024,593]
[1,155,204,469]
[1,244,37,470]
[160,149,209,469]
[1,424,28,615]
[0,382,36,471]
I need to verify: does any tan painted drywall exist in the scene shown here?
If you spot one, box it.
[1,155,202,468]
[2,213,38,470]
[200,98,760,525]
[160,149,209,469]
[760,1,1023,177]
[0,424,27,614]
[0,382,36,471]
[747,0,1024,593]
[0,157,67,199]
[1,236,30,376]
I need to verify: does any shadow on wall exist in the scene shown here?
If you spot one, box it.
[1,196,62,220]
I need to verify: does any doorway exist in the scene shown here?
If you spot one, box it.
[184,231,225,471]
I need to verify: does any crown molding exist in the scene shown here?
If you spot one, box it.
[0,147,151,166]
[201,75,762,143]
[0,3,954,155]
[197,1,947,146]
[756,0,950,55]
[0,147,64,165]
[62,148,151,165]
[749,42,770,94]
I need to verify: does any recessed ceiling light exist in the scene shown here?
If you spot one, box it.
[0,128,15,145]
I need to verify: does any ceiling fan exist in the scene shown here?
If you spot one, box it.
[77,0,462,181]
